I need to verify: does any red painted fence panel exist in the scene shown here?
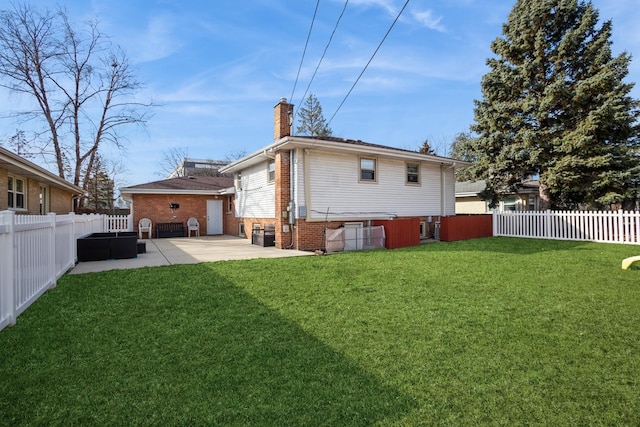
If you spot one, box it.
[440,215,493,242]
[373,217,420,249]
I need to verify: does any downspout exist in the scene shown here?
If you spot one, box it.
[286,149,295,249]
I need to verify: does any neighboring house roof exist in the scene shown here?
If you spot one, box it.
[220,135,470,174]
[168,158,231,178]
[0,146,83,195]
[119,176,235,195]
[455,180,488,198]
[455,180,540,197]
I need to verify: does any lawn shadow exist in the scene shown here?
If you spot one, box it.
[0,264,416,426]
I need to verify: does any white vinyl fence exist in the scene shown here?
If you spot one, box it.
[0,211,132,332]
[493,210,640,245]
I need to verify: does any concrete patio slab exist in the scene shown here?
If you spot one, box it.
[69,235,312,274]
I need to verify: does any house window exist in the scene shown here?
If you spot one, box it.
[239,222,245,237]
[503,196,517,211]
[8,176,26,210]
[407,163,420,184]
[267,160,275,183]
[227,196,233,213]
[39,185,49,214]
[528,195,537,211]
[360,157,376,182]
[236,172,242,191]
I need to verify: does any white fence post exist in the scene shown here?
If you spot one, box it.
[0,211,16,329]
[47,213,57,288]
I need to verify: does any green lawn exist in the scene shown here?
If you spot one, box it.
[1,237,639,426]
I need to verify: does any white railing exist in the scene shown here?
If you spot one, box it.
[0,211,133,332]
[493,210,640,245]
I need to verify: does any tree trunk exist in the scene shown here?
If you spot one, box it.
[538,181,551,211]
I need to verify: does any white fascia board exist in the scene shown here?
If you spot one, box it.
[0,147,84,194]
[119,188,229,196]
[219,136,470,173]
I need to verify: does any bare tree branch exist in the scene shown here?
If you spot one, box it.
[0,3,154,199]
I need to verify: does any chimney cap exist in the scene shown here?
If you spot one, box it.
[280,97,287,103]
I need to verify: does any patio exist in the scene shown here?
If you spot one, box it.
[69,235,312,274]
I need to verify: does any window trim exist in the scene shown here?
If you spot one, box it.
[8,174,27,211]
[359,157,377,182]
[226,196,233,214]
[39,184,49,214]
[406,162,420,185]
[267,160,276,183]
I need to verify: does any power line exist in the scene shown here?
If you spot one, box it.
[327,0,410,126]
[296,0,349,117]
[290,0,321,103]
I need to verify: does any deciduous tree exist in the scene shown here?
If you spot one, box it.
[0,3,152,199]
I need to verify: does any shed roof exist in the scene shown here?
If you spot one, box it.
[120,176,234,195]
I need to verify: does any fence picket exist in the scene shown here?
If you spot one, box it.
[493,210,640,245]
[0,211,133,332]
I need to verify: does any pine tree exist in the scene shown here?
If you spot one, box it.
[296,94,333,137]
[448,132,477,181]
[471,0,640,209]
[418,139,436,155]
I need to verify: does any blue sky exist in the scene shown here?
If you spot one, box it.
[1,0,639,189]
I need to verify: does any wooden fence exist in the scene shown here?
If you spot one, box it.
[440,215,493,242]
[0,211,132,332]
[493,210,640,245]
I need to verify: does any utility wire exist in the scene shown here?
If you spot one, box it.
[296,0,349,117]
[327,0,410,126]
[290,0,321,104]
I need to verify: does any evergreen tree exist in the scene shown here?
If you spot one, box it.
[448,132,478,181]
[471,0,640,209]
[296,94,333,137]
[418,139,436,155]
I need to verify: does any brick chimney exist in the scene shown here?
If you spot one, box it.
[274,98,294,140]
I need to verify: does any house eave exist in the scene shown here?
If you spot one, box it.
[119,188,234,196]
[0,147,84,195]
[220,136,471,174]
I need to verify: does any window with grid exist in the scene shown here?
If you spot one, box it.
[8,176,26,210]
[360,158,376,182]
[406,163,420,184]
[267,160,275,183]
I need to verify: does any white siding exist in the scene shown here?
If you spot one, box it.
[235,161,275,219]
[302,150,448,221]
[443,167,456,215]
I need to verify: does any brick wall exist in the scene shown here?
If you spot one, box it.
[0,168,7,211]
[294,220,344,251]
[132,194,227,236]
[223,195,242,236]
[274,150,292,248]
[50,186,73,214]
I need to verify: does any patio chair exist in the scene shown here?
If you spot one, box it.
[138,218,152,239]
[187,217,200,237]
